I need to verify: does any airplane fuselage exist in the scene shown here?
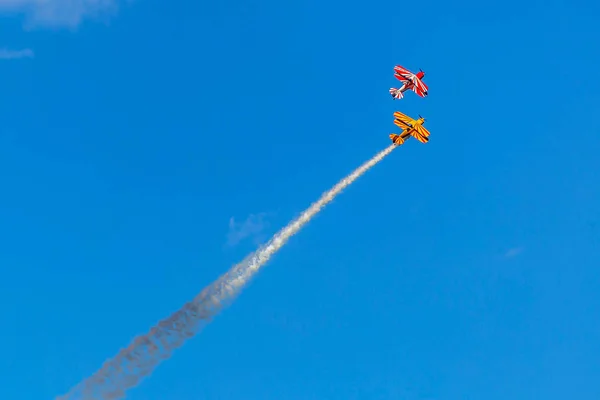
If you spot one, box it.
[397,81,414,93]
[404,118,424,128]
[399,118,424,138]
[391,118,424,144]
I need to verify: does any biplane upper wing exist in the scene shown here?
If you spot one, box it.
[393,65,416,83]
[393,111,414,125]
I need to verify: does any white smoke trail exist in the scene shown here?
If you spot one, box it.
[57,143,397,400]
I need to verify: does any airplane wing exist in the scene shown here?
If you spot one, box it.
[394,73,412,83]
[393,111,414,125]
[394,118,411,129]
[393,65,415,83]
[413,78,429,97]
[412,124,430,143]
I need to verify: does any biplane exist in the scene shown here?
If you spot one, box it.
[389,65,428,99]
[389,111,430,145]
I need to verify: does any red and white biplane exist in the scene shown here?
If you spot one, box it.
[389,65,428,99]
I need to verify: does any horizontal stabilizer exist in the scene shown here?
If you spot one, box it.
[389,88,403,99]
[389,134,406,145]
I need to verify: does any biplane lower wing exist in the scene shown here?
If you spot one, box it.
[394,73,411,83]
[393,118,410,128]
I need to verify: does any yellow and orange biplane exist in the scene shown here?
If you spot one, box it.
[389,111,430,145]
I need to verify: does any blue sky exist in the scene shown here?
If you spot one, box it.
[1,0,600,399]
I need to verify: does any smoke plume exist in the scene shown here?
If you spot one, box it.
[57,143,397,400]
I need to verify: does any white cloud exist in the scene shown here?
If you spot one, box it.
[0,0,121,28]
[226,213,271,247]
[0,48,33,59]
[505,247,524,258]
